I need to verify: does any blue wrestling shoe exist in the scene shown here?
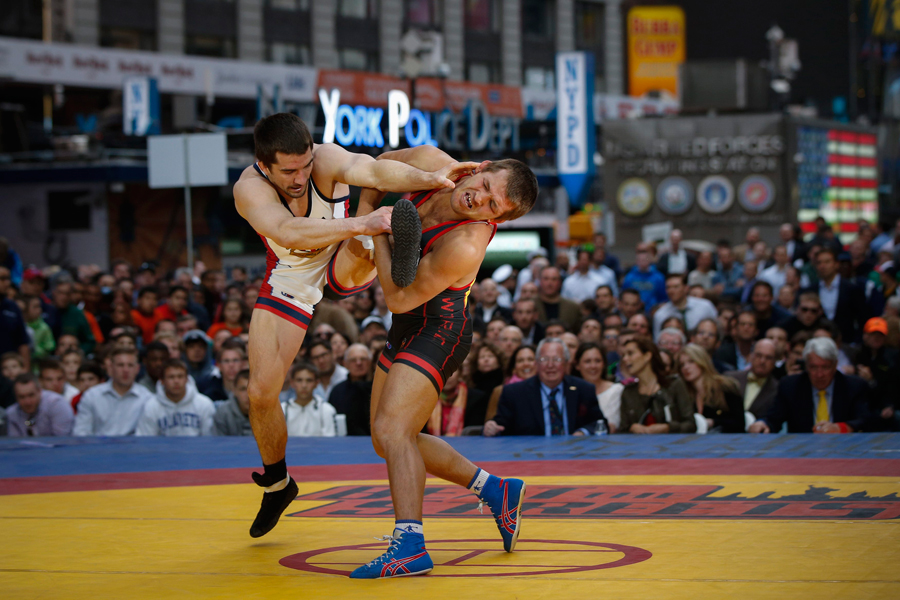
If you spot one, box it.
[350,531,433,579]
[479,476,526,552]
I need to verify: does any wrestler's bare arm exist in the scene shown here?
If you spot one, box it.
[233,168,392,250]
[353,146,483,216]
[314,143,466,194]
[373,227,489,314]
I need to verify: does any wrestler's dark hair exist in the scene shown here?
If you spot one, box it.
[254,113,314,168]
[481,159,539,221]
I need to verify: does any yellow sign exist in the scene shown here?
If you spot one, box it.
[627,6,686,98]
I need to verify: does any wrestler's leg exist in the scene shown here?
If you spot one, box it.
[247,308,306,464]
[370,366,478,492]
[328,238,377,292]
[245,304,308,537]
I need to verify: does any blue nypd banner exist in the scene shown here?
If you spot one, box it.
[556,52,596,207]
[123,77,160,136]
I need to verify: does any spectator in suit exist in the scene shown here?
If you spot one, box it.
[618,336,696,433]
[652,273,718,339]
[726,339,779,420]
[472,278,513,329]
[7,373,74,436]
[329,344,374,436]
[657,229,697,277]
[779,223,804,264]
[716,310,758,371]
[749,337,869,433]
[677,344,745,433]
[512,299,544,346]
[804,247,868,343]
[689,318,732,373]
[535,267,581,330]
[483,338,604,437]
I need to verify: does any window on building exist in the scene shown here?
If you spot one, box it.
[100,27,156,51]
[522,0,554,39]
[465,0,499,32]
[269,42,311,65]
[575,1,604,91]
[339,48,379,71]
[185,35,236,58]
[467,61,499,84]
[339,0,378,18]
[524,66,554,90]
[269,0,308,9]
[406,0,442,28]
[575,1,603,48]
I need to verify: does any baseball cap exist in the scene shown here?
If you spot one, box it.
[864,317,888,335]
[526,248,548,262]
[360,315,385,330]
[23,268,44,281]
[491,264,513,283]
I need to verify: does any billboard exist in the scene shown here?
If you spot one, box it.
[604,114,787,249]
[627,6,686,98]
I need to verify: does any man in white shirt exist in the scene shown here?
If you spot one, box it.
[282,363,336,437]
[562,249,615,303]
[656,229,695,277]
[137,359,215,436]
[652,274,718,339]
[73,347,154,435]
[760,245,791,298]
[309,339,348,402]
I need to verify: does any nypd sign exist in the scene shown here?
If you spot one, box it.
[556,52,596,207]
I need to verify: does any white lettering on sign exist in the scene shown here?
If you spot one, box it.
[388,90,410,148]
[557,52,589,175]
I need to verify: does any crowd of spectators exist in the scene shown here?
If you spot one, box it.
[1,216,899,438]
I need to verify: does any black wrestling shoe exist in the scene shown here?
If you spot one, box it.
[249,478,299,538]
[391,199,422,288]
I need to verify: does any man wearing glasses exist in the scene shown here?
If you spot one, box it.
[484,337,606,437]
[781,291,827,340]
[7,373,74,437]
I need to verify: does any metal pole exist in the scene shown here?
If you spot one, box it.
[183,134,194,269]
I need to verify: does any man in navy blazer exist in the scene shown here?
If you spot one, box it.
[483,338,604,437]
[800,247,868,343]
[749,337,869,434]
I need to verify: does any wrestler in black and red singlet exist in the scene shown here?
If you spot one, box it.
[376,188,497,393]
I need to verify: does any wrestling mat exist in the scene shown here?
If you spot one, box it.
[2,434,899,599]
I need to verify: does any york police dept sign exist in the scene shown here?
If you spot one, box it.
[319,89,520,153]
